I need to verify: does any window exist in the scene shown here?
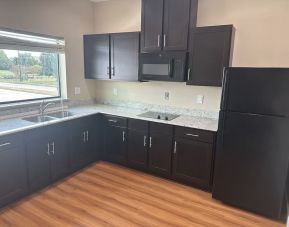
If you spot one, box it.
[0,29,65,104]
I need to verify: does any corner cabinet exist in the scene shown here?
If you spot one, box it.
[84,32,140,81]
[187,25,234,86]
[141,0,198,52]
[84,34,110,80]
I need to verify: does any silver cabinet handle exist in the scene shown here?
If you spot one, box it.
[186,133,199,137]
[51,142,55,155]
[149,137,152,148]
[187,68,191,81]
[86,131,89,142]
[144,136,147,147]
[83,132,86,142]
[163,34,167,47]
[47,143,50,156]
[108,119,117,123]
[112,67,115,76]
[0,142,11,147]
[157,35,161,47]
[174,141,177,154]
[122,131,126,142]
[107,66,110,75]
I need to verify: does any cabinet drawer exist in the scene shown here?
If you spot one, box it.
[0,133,24,151]
[175,127,215,143]
[105,115,127,128]
[150,122,173,136]
[128,119,148,132]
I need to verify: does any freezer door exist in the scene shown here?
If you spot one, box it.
[221,67,289,116]
[213,112,289,219]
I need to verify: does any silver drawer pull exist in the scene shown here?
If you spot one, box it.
[0,142,11,147]
[186,133,199,137]
[174,141,177,154]
[149,137,152,148]
[108,119,117,123]
[144,136,147,147]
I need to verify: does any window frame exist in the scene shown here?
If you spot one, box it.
[0,29,65,105]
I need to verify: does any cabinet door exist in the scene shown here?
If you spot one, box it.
[0,134,28,208]
[26,129,51,192]
[172,138,213,189]
[84,34,110,80]
[69,119,87,171]
[105,126,127,164]
[187,25,233,86]
[163,0,191,51]
[148,134,172,177]
[141,0,164,52]
[127,130,148,170]
[50,124,69,182]
[111,32,140,81]
[82,116,97,165]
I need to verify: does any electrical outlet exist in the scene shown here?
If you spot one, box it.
[74,87,81,95]
[196,95,204,104]
[113,88,118,96]
[165,92,170,100]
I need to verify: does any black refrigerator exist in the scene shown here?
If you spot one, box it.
[213,67,289,221]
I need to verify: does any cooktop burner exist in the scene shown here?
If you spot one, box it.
[138,111,179,121]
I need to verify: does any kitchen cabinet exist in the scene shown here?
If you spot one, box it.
[173,127,215,190]
[69,115,98,171]
[127,119,149,170]
[111,32,140,81]
[148,123,173,177]
[104,115,128,165]
[0,133,28,208]
[187,25,233,86]
[141,0,198,52]
[84,34,110,80]
[26,123,69,192]
[84,32,140,81]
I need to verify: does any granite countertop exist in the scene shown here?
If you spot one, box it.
[0,104,219,137]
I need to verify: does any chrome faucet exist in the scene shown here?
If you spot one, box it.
[39,100,55,117]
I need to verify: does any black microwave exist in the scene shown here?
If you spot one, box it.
[139,52,188,82]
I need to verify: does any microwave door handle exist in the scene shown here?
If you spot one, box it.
[168,59,174,78]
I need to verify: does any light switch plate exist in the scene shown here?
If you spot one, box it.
[74,87,81,95]
[196,95,204,104]
[165,92,170,100]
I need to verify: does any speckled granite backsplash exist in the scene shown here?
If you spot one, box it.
[0,98,219,121]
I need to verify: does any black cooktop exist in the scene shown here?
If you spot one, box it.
[138,111,179,121]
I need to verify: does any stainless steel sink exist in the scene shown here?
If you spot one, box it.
[47,111,74,118]
[22,115,57,123]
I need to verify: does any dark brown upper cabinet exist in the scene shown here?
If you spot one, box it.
[141,0,198,53]
[110,32,140,81]
[83,32,140,81]
[187,25,234,87]
[84,34,110,80]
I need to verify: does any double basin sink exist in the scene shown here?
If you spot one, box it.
[22,111,74,123]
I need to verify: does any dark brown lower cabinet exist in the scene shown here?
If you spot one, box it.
[148,123,173,177]
[172,138,213,189]
[26,123,69,192]
[69,116,98,171]
[127,119,149,170]
[105,126,127,165]
[0,133,28,208]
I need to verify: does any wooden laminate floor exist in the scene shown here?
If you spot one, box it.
[0,161,284,227]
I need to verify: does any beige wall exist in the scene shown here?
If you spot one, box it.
[93,0,289,111]
[0,0,97,101]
